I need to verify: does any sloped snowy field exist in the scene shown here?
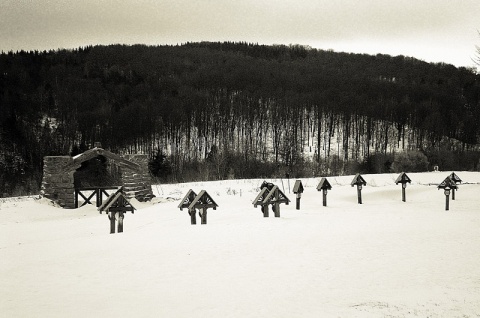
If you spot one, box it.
[1,172,480,317]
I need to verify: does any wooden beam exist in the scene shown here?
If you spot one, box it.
[95,149,141,171]
[61,148,141,172]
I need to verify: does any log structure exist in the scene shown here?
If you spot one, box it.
[120,154,154,201]
[41,156,76,208]
[40,145,154,208]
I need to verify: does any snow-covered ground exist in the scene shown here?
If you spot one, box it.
[1,172,480,317]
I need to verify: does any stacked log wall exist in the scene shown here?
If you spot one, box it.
[41,156,76,208]
[120,154,154,201]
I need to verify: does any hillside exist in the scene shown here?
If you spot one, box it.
[1,43,480,195]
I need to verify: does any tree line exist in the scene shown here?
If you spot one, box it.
[1,42,479,196]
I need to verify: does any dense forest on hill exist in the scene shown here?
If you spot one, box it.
[1,42,480,196]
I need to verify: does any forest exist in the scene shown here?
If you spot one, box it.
[1,42,480,196]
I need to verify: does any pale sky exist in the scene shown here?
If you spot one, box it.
[1,0,479,68]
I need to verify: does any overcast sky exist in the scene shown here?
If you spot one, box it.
[1,0,479,68]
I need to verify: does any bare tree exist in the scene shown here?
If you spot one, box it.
[474,31,480,67]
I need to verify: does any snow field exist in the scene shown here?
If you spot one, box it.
[1,172,480,317]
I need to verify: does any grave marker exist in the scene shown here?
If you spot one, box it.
[98,187,135,234]
[253,184,290,217]
[253,187,271,217]
[438,177,458,211]
[351,173,367,204]
[395,172,412,202]
[292,180,304,210]
[449,172,462,200]
[178,189,198,224]
[317,177,332,207]
[188,190,218,224]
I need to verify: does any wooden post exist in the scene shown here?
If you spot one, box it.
[117,212,124,233]
[262,205,269,217]
[189,208,196,224]
[96,188,101,207]
[395,173,411,202]
[200,208,207,224]
[445,194,450,211]
[275,188,281,217]
[273,203,280,217]
[357,185,362,204]
[74,189,79,208]
[293,180,303,209]
[109,212,116,234]
[451,188,455,200]
[317,178,331,207]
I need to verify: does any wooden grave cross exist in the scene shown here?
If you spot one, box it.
[395,172,412,202]
[252,181,277,217]
[253,187,272,217]
[449,172,462,200]
[438,176,458,211]
[351,173,367,204]
[262,185,290,217]
[292,180,304,210]
[260,181,275,191]
[98,187,135,234]
[178,189,198,224]
[317,177,332,207]
[188,190,219,224]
